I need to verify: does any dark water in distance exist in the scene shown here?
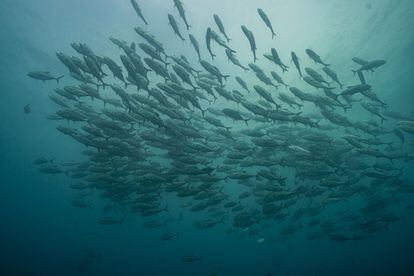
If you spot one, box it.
[1,0,414,275]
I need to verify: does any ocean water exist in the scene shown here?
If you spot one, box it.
[1,0,414,275]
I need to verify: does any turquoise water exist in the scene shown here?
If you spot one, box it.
[1,0,414,275]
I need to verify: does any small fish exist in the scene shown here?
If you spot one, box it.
[241,25,257,62]
[180,254,203,263]
[188,34,201,61]
[130,0,148,25]
[206,28,216,60]
[305,49,329,66]
[33,157,55,165]
[173,0,191,30]
[213,14,231,43]
[291,52,302,78]
[168,14,186,41]
[256,238,265,243]
[27,71,63,83]
[23,104,31,114]
[257,8,276,38]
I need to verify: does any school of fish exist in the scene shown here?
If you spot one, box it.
[29,0,414,253]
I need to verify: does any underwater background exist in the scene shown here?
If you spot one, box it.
[1,0,414,275]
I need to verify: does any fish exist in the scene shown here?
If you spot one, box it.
[27,71,63,83]
[188,34,201,61]
[265,48,288,72]
[352,60,386,75]
[257,8,276,38]
[305,67,329,84]
[291,52,302,78]
[130,0,148,25]
[173,0,191,30]
[305,49,329,66]
[23,104,31,114]
[33,157,55,165]
[226,50,248,71]
[205,28,216,60]
[241,25,257,62]
[168,14,186,41]
[213,14,231,42]
[235,76,250,93]
[180,254,203,263]
[38,164,66,175]
[222,108,249,125]
[323,67,343,88]
[160,232,179,241]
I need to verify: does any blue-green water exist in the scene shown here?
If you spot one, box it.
[1,0,414,275]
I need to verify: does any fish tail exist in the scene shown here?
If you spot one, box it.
[56,75,64,83]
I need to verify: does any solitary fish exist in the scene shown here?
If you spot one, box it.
[28,71,63,83]
[23,104,31,114]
